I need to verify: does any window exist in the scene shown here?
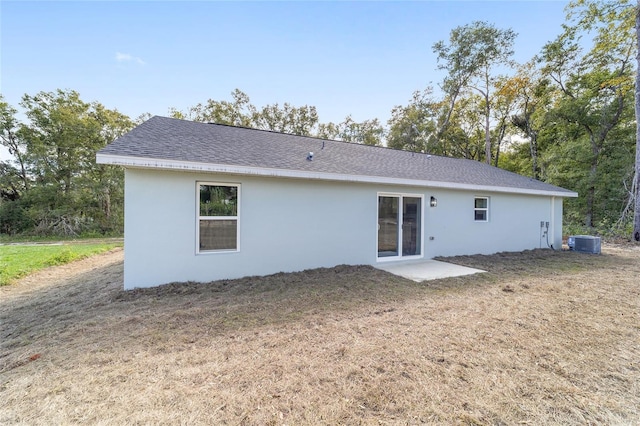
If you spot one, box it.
[474,197,489,222]
[197,183,239,252]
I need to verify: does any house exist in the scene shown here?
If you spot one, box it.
[97,116,578,289]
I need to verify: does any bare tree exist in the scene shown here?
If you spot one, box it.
[634,0,640,241]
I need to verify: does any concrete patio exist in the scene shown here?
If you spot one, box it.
[375,259,485,282]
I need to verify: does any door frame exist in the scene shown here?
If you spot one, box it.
[376,192,424,262]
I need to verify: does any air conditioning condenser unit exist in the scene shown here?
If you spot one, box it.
[567,235,601,254]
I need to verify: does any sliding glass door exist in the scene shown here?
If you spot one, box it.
[377,194,422,260]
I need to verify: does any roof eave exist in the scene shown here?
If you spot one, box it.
[96,153,579,198]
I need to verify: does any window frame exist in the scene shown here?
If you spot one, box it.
[196,181,240,254]
[474,196,489,222]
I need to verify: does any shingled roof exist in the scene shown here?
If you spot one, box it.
[97,116,577,197]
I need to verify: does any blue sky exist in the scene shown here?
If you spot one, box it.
[1,1,569,128]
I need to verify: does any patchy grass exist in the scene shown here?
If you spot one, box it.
[1,246,639,424]
[0,242,123,286]
[0,234,123,244]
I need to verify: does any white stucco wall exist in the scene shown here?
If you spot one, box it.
[123,168,565,289]
[421,189,564,258]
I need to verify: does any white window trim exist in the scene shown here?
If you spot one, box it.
[196,181,241,254]
[376,192,424,262]
[474,196,489,222]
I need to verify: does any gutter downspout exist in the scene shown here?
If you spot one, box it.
[550,196,556,250]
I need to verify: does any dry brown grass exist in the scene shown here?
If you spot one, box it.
[1,245,639,425]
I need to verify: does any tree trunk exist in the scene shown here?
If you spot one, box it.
[6,132,30,191]
[530,135,539,180]
[585,154,598,228]
[634,0,640,242]
[484,115,491,164]
[493,120,507,168]
[103,186,111,220]
[485,96,491,165]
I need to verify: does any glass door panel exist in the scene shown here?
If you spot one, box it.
[377,196,399,257]
[402,197,421,256]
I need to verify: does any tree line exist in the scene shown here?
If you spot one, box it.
[1,0,639,239]
[0,91,133,236]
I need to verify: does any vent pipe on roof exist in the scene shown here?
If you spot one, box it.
[307,152,314,161]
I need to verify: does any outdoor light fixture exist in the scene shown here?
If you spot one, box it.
[430,196,437,207]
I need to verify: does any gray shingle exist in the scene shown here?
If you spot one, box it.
[98,116,575,196]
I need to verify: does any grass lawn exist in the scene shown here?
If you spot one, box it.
[0,241,123,286]
[1,245,639,424]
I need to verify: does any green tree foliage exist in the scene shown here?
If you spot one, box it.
[386,88,492,161]
[318,115,385,146]
[1,98,31,234]
[252,103,319,136]
[3,3,639,239]
[0,90,133,236]
[387,89,439,153]
[174,89,383,144]
[433,21,517,164]
[169,89,321,135]
[502,62,555,180]
[539,0,635,228]
[494,0,636,232]
[383,7,636,234]
[490,76,520,167]
[0,97,29,193]
[444,94,488,161]
[391,23,518,164]
[169,88,254,127]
